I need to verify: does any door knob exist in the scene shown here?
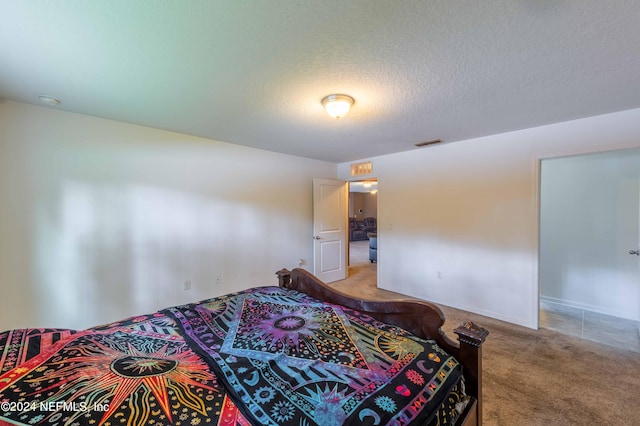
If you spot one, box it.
[630,250,640,256]
[314,236,321,240]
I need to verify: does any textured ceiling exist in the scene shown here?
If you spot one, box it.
[1,1,639,163]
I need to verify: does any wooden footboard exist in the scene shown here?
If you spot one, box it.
[276,268,488,425]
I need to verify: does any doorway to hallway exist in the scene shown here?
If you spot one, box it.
[539,148,640,352]
[348,180,378,281]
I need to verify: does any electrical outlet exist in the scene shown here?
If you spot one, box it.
[184,280,191,290]
[436,271,443,280]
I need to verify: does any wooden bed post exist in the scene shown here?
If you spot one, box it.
[276,268,291,288]
[454,322,489,425]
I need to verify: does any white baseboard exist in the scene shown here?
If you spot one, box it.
[540,295,640,322]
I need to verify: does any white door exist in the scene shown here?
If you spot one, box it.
[313,178,348,283]
[540,150,640,331]
[622,176,640,336]
[635,177,640,335]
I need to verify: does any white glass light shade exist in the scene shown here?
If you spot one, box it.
[322,94,354,119]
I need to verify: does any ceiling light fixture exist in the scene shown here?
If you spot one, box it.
[322,94,354,119]
[38,95,61,106]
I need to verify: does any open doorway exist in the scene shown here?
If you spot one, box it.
[348,180,378,281]
[539,148,640,352]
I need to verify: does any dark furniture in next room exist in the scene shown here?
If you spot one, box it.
[368,232,377,262]
[350,217,377,241]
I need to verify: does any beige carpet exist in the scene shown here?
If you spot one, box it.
[331,248,640,425]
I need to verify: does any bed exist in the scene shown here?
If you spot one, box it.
[0,268,488,425]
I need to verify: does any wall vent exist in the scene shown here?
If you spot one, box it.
[350,161,372,176]
[415,139,442,147]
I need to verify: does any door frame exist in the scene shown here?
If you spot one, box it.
[347,179,379,268]
[537,146,640,329]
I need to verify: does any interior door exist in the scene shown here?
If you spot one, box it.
[636,178,640,335]
[621,176,640,336]
[313,178,348,283]
[540,150,640,332]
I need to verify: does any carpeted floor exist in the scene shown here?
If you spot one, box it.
[331,242,640,425]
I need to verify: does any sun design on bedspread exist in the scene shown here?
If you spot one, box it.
[229,299,368,367]
[247,306,323,351]
[375,332,425,359]
[20,332,217,425]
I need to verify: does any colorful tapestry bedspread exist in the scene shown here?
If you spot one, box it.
[0,313,249,425]
[0,286,465,425]
[164,286,463,426]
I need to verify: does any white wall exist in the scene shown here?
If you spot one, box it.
[339,108,640,328]
[0,101,335,330]
[540,150,640,320]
